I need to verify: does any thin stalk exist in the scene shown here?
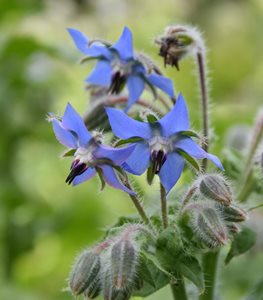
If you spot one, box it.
[237,111,263,202]
[170,275,188,300]
[199,251,220,300]
[120,177,156,233]
[160,183,168,228]
[196,52,209,171]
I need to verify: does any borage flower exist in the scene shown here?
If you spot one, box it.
[106,94,223,194]
[49,103,135,194]
[68,26,175,109]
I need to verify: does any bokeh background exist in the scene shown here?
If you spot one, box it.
[0,0,263,299]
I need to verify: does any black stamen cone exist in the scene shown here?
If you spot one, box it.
[66,161,88,185]
[108,71,126,94]
[152,150,167,174]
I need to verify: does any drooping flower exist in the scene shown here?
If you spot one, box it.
[106,93,223,194]
[49,103,135,194]
[68,26,175,110]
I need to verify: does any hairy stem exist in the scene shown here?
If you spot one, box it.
[199,251,220,300]
[120,177,156,233]
[237,111,263,202]
[160,183,168,228]
[196,52,209,171]
[170,275,188,300]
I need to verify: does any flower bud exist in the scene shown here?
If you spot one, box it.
[227,223,241,234]
[220,204,247,223]
[186,201,228,247]
[110,239,138,290]
[197,206,228,247]
[199,174,232,205]
[69,249,101,296]
[83,276,101,299]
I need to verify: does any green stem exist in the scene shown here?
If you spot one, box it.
[199,251,220,300]
[237,112,263,202]
[121,177,156,233]
[170,275,188,300]
[196,52,209,171]
[160,183,168,228]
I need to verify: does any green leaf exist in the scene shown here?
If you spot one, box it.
[115,137,143,147]
[177,149,200,171]
[62,148,76,157]
[95,167,105,191]
[146,163,155,185]
[178,130,200,139]
[225,227,256,265]
[147,114,158,123]
[133,251,170,297]
[178,256,204,294]
[245,276,263,300]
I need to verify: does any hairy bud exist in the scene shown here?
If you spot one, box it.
[186,201,228,247]
[227,223,241,235]
[220,203,247,223]
[199,174,232,205]
[83,276,101,299]
[69,249,101,296]
[111,239,138,290]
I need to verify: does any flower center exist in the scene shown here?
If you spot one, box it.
[149,136,173,174]
[65,144,97,185]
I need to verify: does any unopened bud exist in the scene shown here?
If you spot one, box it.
[227,223,241,234]
[187,202,229,247]
[199,174,232,205]
[69,249,101,296]
[103,271,132,300]
[110,239,138,290]
[83,276,101,299]
[198,207,228,246]
[220,204,247,223]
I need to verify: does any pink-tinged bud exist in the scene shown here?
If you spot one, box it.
[69,249,101,296]
[220,203,247,223]
[227,223,241,235]
[199,174,232,205]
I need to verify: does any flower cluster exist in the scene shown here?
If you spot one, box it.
[47,25,253,300]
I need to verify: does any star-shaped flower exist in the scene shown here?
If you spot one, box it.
[49,103,135,194]
[106,94,223,194]
[68,26,175,110]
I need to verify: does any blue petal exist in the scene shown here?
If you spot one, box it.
[159,152,185,195]
[72,168,96,186]
[101,165,135,195]
[94,144,136,165]
[159,93,190,137]
[122,142,150,175]
[106,107,152,139]
[147,73,175,98]
[174,136,206,159]
[126,75,145,110]
[207,154,224,170]
[62,103,92,147]
[174,137,224,169]
[111,26,134,60]
[52,119,78,148]
[86,60,112,86]
[67,28,112,59]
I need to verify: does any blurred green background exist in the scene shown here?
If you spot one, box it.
[0,0,263,299]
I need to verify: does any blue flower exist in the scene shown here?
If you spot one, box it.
[49,103,135,194]
[68,26,175,110]
[106,94,223,195]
